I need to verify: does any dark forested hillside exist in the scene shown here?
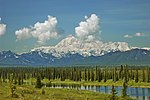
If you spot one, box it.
[0,65,150,84]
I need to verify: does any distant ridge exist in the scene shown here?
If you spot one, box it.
[0,48,150,66]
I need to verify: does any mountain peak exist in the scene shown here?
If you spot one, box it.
[31,36,130,57]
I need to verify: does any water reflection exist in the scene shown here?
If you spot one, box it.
[142,88,145,100]
[24,82,150,100]
[136,88,138,99]
[45,83,150,100]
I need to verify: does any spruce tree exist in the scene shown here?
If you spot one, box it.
[113,68,118,82]
[35,76,42,88]
[18,76,21,85]
[142,69,145,82]
[53,68,56,80]
[95,66,98,81]
[71,68,74,81]
[130,68,134,80]
[147,67,150,83]
[79,68,81,81]
[135,69,138,83]
[87,69,90,81]
[121,79,127,97]
[111,85,117,100]
[84,68,87,81]
[97,69,102,82]
[124,65,128,83]
[119,65,123,80]
[91,69,94,81]
[104,69,107,82]
[41,88,45,94]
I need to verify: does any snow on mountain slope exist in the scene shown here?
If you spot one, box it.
[1,49,150,66]
[31,35,130,57]
[131,47,150,51]
[142,47,150,50]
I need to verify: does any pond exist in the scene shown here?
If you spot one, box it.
[45,83,150,100]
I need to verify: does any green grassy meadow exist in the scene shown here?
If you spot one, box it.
[0,82,134,100]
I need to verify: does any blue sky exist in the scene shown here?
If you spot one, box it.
[0,0,150,53]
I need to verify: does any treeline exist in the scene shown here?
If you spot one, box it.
[0,65,150,85]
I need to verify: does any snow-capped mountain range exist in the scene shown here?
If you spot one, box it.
[31,35,130,58]
[0,48,150,66]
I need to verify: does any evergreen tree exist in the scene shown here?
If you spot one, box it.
[87,69,90,81]
[119,65,123,80]
[84,68,87,81]
[79,68,81,81]
[41,88,45,94]
[60,69,64,81]
[97,69,102,82]
[21,76,24,85]
[113,68,118,82]
[130,68,134,80]
[147,67,150,83]
[121,79,127,97]
[18,76,21,85]
[73,68,76,81]
[95,66,98,81]
[142,69,145,82]
[53,68,56,80]
[111,85,117,100]
[71,68,74,81]
[123,65,128,83]
[135,69,138,83]
[13,78,17,85]
[104,69,107,82]
[35,76,42,88]
[91,69,94,81]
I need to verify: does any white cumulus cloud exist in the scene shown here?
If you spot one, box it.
[15,28,31,40]
[124,32,147,38]
[0,18,6,37]
[75,14,100,42]
[124,34,133,38]
[15,15,59,44]
[135,32,145,37]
